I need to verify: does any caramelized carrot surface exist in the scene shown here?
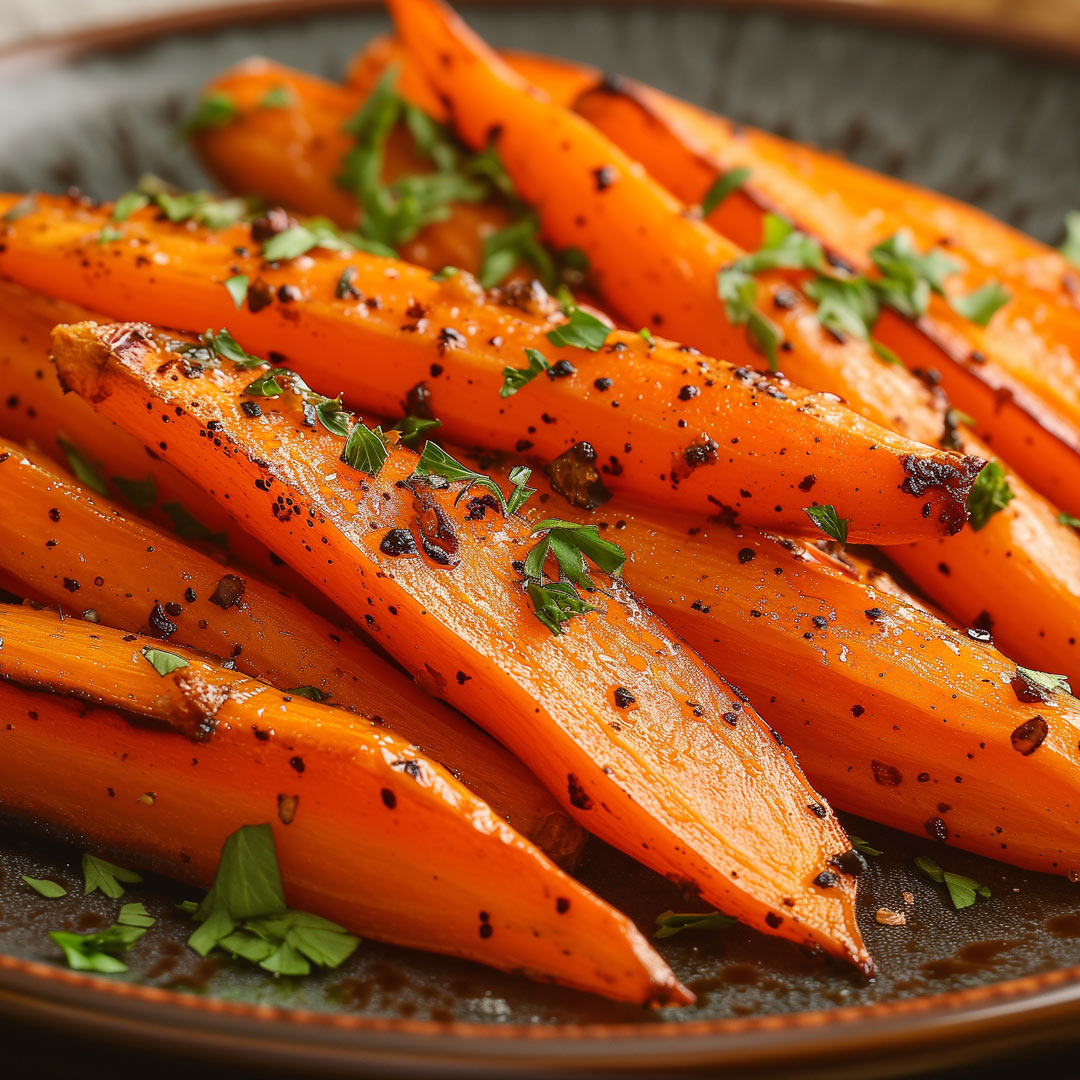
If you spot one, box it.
[52,318,872,970]
[571,76,1080,515]
[0,438,581,860]
[0,606,678,1003]
[0,194,982,543]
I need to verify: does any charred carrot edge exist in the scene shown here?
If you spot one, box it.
[195,56,515,273]
[0,437,582,863]
[53,319,872,971]
[570,76,1080,515]
[388,0,971,459]
[0,195,981,544]
[515,466,1080,875]
[0,280,343,614]
[0,606,681,1004]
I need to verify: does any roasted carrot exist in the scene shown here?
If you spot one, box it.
[194,57,514,273]
[388,0,965,456]
[571,76,1080,515]
[0,437,582,861]
[0,606,680,1003]
[0,195,982,543]
[52,319,872,970]
[515,467,1080,874]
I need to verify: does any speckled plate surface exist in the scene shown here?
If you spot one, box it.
[2,4,1080,1076]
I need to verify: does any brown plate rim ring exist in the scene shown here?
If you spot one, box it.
[2,0,1080,1071]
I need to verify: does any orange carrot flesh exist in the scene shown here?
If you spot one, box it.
[570,77,1080,515]
[0,606,681,1004]
[388,0,967,457]
[534,479,1080,875]
[52,319,872,971]
[0,437,581,861]
[0,194,982,544]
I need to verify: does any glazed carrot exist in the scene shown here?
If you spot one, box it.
[52,320,872,970]
[388,0,960,453]
[0,608,680,1003]
[571,76,1080,514]
[0,437,582,861]
[531,478,1080,875]
[0,195,981,543]
[194,57,514,272]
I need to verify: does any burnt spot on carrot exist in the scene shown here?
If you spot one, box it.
[925,816,949,842]
[567,773,593,810]
[1011,716,1049,756]
[381,787,397,809]
[871,760,902,786]
[899,452,986,535]
[545,441,611,510]
[209,574,246,609]
[148,602,177,638]
[380,528,418,556]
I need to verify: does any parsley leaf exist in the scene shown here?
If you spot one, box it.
[262,225,333,262]
[391,414,442,448]
[1059,512,1080,528]
[654,910,736,939]
[948,281,1011,326]
[183,824,359,975]
[1016,666,1072,697]
[524,519,626,589]
[915,855,990,910]
[506,465,535,516]
[430,265,459,281]
[1061,211,1080,268]
[142,646,190,678]
[224,274,249,309]
[479,213,554,290]
[411,443,507,512]
[341,421,389,476]
[526,580,600,635]
[58,437,109,496]
[850,835,883,858]
[112,474,158,511]
[179,92,238,138]
[286,686,331,702]
[50,922,147,973]
[117,902,156,929]
[97,226,125,245]
[803,504,848,544]
[22,876,67,898]
[716,265,783,370]
[112,191,149,222]
[82,853,142,898]
[966,460,1014,530]
[737,214,824,274]
[199,328,264,369]
[259,85,294,109]
[701,167,752,216]
[870,230,959,317]
[500,348,551,398]
[545,307,610,351]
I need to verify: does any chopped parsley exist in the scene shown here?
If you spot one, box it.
[802,274,899,363]
[803,504,848,544]
[112,191,149,222]
[1059,512,1080,528]
[948,280,1011,326]
[506,465,536,516]
[224,274,249,309]
[638,326,654,345]
[391,414,442,448]
[1016,666,1072,697]
[545,306,610,352]
[198,328,265,369]
[179,91,238,138]
[259,85,294,109]
[654,910,737,939]
[1061,211,1080,267]
[82,853,142,898]
[716,263,782,370]
[701,167,752,216]
[411,443,512,512]
[341,421,389,476]
[22,876,67,898]
[111,474,158,511]
[57,437,109,497]
[966,460,1014,530]
[286,686,331,702]
[430,265,459,281]
[242,367,351,437]
[162,502,228,548]
[850,835,883,858]
[915,855,990,910]
[182,824,359,975]
[500,348,551,398]
[521,520,625,635]
[142,646,190,678]
[97,225,125,245]
[50,921,148,974]
[869,230,958,317]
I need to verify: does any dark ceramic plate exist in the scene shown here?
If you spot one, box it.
[2,4,1080,1076]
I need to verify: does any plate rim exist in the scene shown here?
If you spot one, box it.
[2,0,1080,1072]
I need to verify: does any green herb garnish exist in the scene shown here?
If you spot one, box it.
[526,580,600,636]
[22,876,67,898]
[701,167,752,216]
[162,502,228,548]
[50,922,148,974]
[2,195,37,223]
[1016,666,1072,697]
[97,225,125,245]
[411,443,509,512]
[506,465,535,516]
[286,686,331,702]
[523,519,626,590]
[850,835,883,858]
[141,647,190,678]
[948,281,1011,327]
[430,265,459,281]
[966,460,1014,530]
[179,92,238,138]
[803,504,848,544]
[112,191,149,222]
[259,85,294,109]
[654,910,737,939]
[82,854,142,898]
[111,474,158,511]
[224,274,249,309]
[1059,512,1080,528]
[545,307,610,352]
[58,437,109,497]
[500,347,551,398]
[915,855,990,910]
[341,421,389,476]
[391,415,442,448]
